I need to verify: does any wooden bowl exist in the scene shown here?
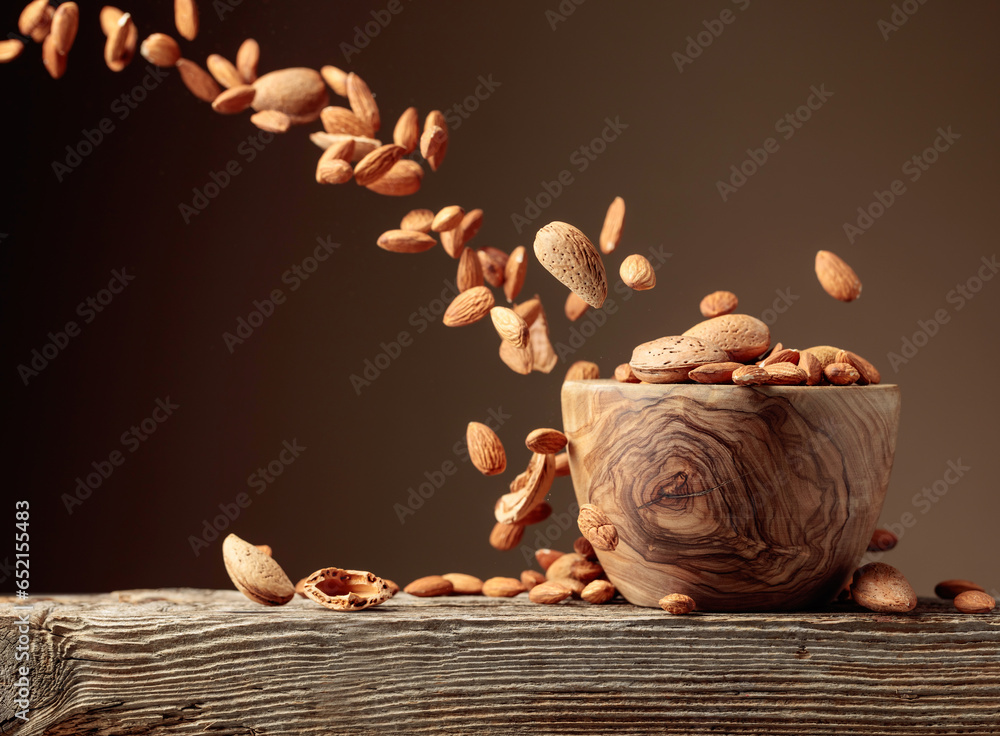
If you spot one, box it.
[561,380,901,611]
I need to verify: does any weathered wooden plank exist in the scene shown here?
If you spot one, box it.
[2,590,998,735]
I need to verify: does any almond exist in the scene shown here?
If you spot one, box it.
[460,209,484,243]
[443,285,494,327]
[222,533,295,606]
[206,53,242,89]
[525,428,567,454]
[490,307,529,348]
[546,552,603,583]
[521,570,547,590]
[535,548,564,570]
[836,349,881,385]
[581,579,616,604]
[320,65,348,96]
[761,348,799,367]
[816,250,862,302]
[176,58,221,102]
[503,246,528,302]
[404,575,453,597]
[251,110,291,133]
[683,313,770,362]
[565,360,600,381]
[346,72,380,131]
[309,133,380,161]
[529,581,572,604]
[458,248,485,291]
[0,40,25,63]
[700,290,738,318]
[385,579,400,596]
[99,7,124,37]
[764,363,807,385]
[320,106,375,137]
[302,568,392,611]
[18,0,50,37]
[578,503,618,551]
[801,345,841,369]
[104,12,136,72]
[255,544,273,556]
[620,254,656,291]
[482,577,526,598]
[376,229,436,254]
[573,536,596,560]
[732,364,769,386]
[42,34,66,79]
[551,576,585,596]
[175,0,199,41]
[401,208,434,232]
[365,159,423,196]
[514,296,542,327]
[614,362,640,383]
[533,222,608,308]
[954,590,996,614]
[212,84,256,114]
[495,452,556,524]
[798,350,823,385]
[393,105,419,153]
[824,362,860,385]
[629,335,728,383]
[935,579,985,599]
[140,33,181,67]
[554,453,570,477]
[236,38,259,83]
[442,573,483,595]
[467,421,506,476]
[317,137,355,166]
[478,248,508,288]
[489,521,525,551]
[520,502,553,525]
[596,196,626,254]
[315,158,353,185]
[439,228,465,259]
[499,340,533,375]
[851,562,917,613]
[252,67,328,124]
[51,2,79,56]
[295,577,309,597]
[432,205,465,232]
[867,528,898,552]
[659,593,696,614]
[565,291,590,321]
[527,300,558,373]
[688,361,742,384]
[420,110,448,170]
[354,143,406,186]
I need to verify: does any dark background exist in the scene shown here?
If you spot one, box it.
[3,1,997,598]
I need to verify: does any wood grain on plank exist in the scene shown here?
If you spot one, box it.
[2,590,998,735]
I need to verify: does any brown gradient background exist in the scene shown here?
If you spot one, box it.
[3,1,998,599]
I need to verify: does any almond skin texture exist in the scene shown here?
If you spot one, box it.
[732,364,769,386]
[222,534,295,606]
[521,570,548,590]
[174,0,199,41]
[252,67,328,123]
[404,575,453,597]
[816,249,862,302]
[140,33,181,67]
[954,590,996,614]
[354,144,406,187]
[365,159,423,196]
[251,110,291,134]
[467,421,506,476]
[514,297,542,327]
[420,110,448,169]
[565,291,590,321]
[499,340,533,375]
[212,85,256,114]
[504,246,528,303]
[535,549,565,570]
[99,7,124,37]
[479,248,508,288]
[315,158,353,185]
[206,54,242,89]
[302,568,392,611]
[565,360,600,381]
[525,428,567,454]
[599,196,625,254]
[867,528,899,552]
[401,209,434,233]
[491,307,529,348]
[460,209,484,242]
[483,577,526,598]
[317,137,355,167]
[935,580,986,599]
[19,0,51,37]
[529,581,572,604]
[321,106,375,137]
[458,248,485,292]
[432,205,465,232]
[346,72,380,132]
[689,361,743,384]
[546,553,603,583]
[489,522,525,551]
[534,222,608,308]
[683,313,770,362]
[443,285,494,327]
[614,363,640,383]
[51,2,79,56]
[763,363,807,385]
[836,349,881,385]
[176,58,221,102]
[527,300,558,374]
[762,348,799,367]
[700,290,738,318]
[578,503,618,551]
[659,593,696,614]
[393,106,420,153]
[620,254,656,291]
[824,362,860,385]
[802,345,841,369]
[798,350,823,385]
[309,133,380,160]
[376,229,436,254]
[320,65,348,95]
[442,573,483,595]
[236,38,259,83]
[581,579,616,604]
[851,562,917,613]
[629,335,728,383]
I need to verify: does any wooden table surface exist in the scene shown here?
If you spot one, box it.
[2,589,998,735]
